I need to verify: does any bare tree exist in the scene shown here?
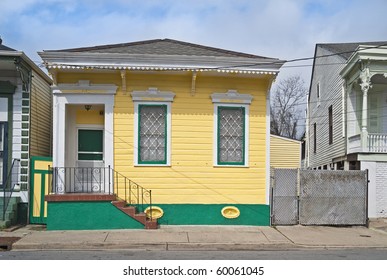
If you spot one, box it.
[270,75,307,140]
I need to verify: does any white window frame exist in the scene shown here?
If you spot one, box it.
[131,88,175,167]
[211,90,252,167]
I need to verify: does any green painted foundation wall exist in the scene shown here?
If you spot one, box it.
[154,204,270,226]
[47,202,270,230]
[47,201,144,230]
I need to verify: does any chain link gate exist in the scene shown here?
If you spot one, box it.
[270,168,299,225]
[271,169,368,226]
[299,170,368,225]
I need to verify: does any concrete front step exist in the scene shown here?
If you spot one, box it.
[111,200,158,229]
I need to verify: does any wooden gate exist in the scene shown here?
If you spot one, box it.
[29,156,52,224]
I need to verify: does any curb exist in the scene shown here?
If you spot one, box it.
[11,241,387,251]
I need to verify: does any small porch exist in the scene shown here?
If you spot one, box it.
[46,166,157,229]
[342,46,387,155]
[48,80,157,229]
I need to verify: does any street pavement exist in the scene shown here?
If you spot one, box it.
[1,219,387,251]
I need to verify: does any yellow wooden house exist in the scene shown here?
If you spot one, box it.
[39,39,284,229]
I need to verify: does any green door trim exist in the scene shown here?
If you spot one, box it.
[29,156,52,224]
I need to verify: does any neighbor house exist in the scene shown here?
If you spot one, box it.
[0,39,52,228]
[270,134,301,169]
[39,39,284,230]
[306,42,387,218]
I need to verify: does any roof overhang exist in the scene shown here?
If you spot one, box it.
[0,50,52,83]
[38,51,284,75]
[340,45,387,79]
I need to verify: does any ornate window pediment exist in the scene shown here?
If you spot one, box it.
[211,90,253,104]
[131,87,175,102]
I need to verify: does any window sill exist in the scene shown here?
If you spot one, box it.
[213,164,249,168]
[134,164,171,167]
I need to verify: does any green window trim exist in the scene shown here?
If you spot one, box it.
[217,106,246,166]
[137,104,168,165]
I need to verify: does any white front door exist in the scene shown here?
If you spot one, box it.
[75,128,105,192]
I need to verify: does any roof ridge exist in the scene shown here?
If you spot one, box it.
[317,41,387,59]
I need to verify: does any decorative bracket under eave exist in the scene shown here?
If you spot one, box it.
[121,70,127,93]
[50,70,58,86]
[191,71,197,96]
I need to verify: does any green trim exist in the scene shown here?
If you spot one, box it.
[138,104,167,165]
[217,106,246,166]
[31,156,54,162]
[46,202,269,230]
[144,204,269,226]
[46,201,144,230]
[29,156,53,224]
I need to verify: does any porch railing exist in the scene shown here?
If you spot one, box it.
[368,133,387,153]
[51,166,152,219]
[2,159,20,221]
[51,167,112,194]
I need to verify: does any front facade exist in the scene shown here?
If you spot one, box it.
[0,39,52,227]
[39,39,283,229]
[306,42,387,218]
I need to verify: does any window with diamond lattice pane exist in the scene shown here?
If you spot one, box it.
[139,105,167,164]
[218,107,245,165]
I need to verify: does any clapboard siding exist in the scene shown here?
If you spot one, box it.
[30,69,52,157]
[270,135,301,168]
[308,46,347,168]
[116,72,269,204]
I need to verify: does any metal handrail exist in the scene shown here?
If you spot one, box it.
[2,159,20,221]
[111,167,153,220]
[50,165,153,220]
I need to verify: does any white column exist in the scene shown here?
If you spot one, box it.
[52,95,66,194]
[359,67,372,151]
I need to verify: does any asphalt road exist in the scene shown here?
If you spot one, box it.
[1,248,387,260]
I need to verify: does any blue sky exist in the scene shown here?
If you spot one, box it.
[1,0,387,83]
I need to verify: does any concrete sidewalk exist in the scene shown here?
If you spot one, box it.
[1,221,387,251]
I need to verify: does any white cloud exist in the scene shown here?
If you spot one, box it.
[1,0,386,84]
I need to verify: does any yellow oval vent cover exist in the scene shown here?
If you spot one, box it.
[144,206,164,219]
[221,206,240,219]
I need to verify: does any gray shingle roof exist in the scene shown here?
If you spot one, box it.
[0,39,16,51]
[46,38,271,59]
[318,41,387,60]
